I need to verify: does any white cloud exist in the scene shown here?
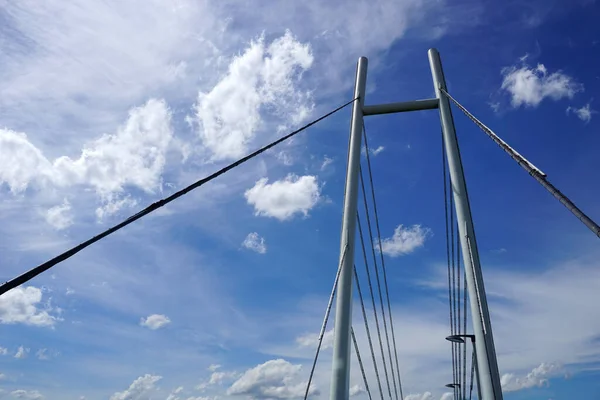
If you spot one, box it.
[320,156,334,171]
[376,224,430,257]
[0,1,223,137]
[44,199,73,230]
[196,370,240,391]
[405,393,433,400]
[501,62,582,108]
[35,349,50,360]
[501,362,563,392]
[242,232,267,254]
[208,364,222,372]
[228,359,318,399]
[110,374,162,400]
[210,371,239,385]
[10,390,44,400]
[245,174,321,221]
[0,286,60,327]
[404,393,450,400]
[140,314,171,330]
[0,347,8,355]
[349,384,365,396]
[363,145,385,156]
[0,99,173,210]
[195,31,313,161]
[370,146,385,156]
[14,346,29,359]
[567,103,596,123]
[166,386,184,400]
[489,102,501,113]
[95,195,139,221]
[295,329,334,350]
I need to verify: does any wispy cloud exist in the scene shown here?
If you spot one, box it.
[567,103,596,123]
[14,346,30,359]
[242,233,267,254]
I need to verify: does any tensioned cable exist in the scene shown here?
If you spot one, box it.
[462,267,468,400]
[362,124,404,400]
[0,98,358,296]
[439,87,600,239]
[357,214,390,400]
[303,245,349,400]
[469,349,475,400]
[354,265,384,400]
[351,326,374,400]
[442,128,458,400]
[358,166,397,400]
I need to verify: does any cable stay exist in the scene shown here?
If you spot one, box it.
[358,168,397,400]
[362,125,405,400]
[439,87,600,239]
[351,326,374,400]
[0,98,357,297]
[354,264,385,400]
[303,245,348,400]
[357,213,393,400]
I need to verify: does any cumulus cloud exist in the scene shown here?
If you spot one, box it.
[0,286,60,327]
[110,374,162,400]
[10,390,44,399]
[500,62,582,108]
[195,31,313,161]
[567,103,596,123]
[376,224,430,257]
[295,329,334,350]
[14,346,29,359]
[501,362,563,392]
[44,199,73,230]
[0,347,8,355]
[245,174,321,221]
[0,99,173,215]
[228,359,317,399]
[208,364,222,372]
[140,314,171,330]
[242,232,267,254]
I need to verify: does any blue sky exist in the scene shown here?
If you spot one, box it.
[0,0,599,399]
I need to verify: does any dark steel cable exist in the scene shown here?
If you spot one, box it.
[0,98,358,296]
[351,326,374,400]
[357,214,391,400]
[354,265,385,400]
[359,166,397,400]
[440,87,600,239]
[362,125,404,400]
[303,245,349,400]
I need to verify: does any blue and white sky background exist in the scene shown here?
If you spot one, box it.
[1,0,600,399]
